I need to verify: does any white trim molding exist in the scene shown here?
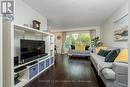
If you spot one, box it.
[0,14,3,87]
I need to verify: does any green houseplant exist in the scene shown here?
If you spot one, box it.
[91,37,102,47]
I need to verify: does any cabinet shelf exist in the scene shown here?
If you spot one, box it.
[14,79,29,87]
[14,57,54,87]
[14,24,50,35]
[14,55,49,69]
[14,68,27,75]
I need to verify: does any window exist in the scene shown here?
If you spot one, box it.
[64,32,91,52]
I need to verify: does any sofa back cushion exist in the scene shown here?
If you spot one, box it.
[105,49,120,62]
[97,49,110,57]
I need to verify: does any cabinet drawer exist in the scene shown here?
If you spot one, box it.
[51,57,54,64]
[49,57,53,65]
[46,59,49,67]
[29,64,38,79]
[39,61,45,72]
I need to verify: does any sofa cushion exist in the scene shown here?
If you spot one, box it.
[112,62,128,74]
[105,49,120,62]
[91,54,105,66]
[68,49,90,57]
[97,49,110,57]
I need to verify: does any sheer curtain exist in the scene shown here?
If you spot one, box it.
[90,30,96,39]
[61,32,66,54]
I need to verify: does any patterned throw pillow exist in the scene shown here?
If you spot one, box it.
[105,49,120,62]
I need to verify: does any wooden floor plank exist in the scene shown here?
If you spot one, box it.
[24,54,105,87]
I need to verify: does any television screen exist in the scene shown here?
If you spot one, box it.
[20,39,45,61]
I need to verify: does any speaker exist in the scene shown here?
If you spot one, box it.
[14,56,19,66]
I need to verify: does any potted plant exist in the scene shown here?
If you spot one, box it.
[91,37,102,52]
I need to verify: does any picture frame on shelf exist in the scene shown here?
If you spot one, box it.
[33,20,41,30]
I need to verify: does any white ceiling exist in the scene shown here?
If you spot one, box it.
[23,0,125,29]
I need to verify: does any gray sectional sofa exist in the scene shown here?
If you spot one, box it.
[90,53,128,87]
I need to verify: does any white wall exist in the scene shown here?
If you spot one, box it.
[0,0,3,86]
[14,0,47,31]
[0,14,3,87]
[100,1,128,48]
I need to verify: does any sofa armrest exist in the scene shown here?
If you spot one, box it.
[102,68,115,80]
[68,48,71,53]
[68,49,73,55]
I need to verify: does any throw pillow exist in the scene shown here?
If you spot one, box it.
[85,45,90,50]
[105,49,120,62]
[97,49,111,57]
[71,45,75,50]
[114,49,128,62]
[75,45,85,52]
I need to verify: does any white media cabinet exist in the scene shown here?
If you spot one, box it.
[3,21,55,87]
[14,55,54,87]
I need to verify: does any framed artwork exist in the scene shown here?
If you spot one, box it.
[114,14,128,41]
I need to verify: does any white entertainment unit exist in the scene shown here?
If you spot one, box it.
[14,55,54,87]
[3,21,55,87]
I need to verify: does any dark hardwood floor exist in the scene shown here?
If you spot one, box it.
[24,54,105,87]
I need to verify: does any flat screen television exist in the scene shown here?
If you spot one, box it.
[20,39,46,62]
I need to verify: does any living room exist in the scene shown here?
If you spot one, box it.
[0,0,128,87]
